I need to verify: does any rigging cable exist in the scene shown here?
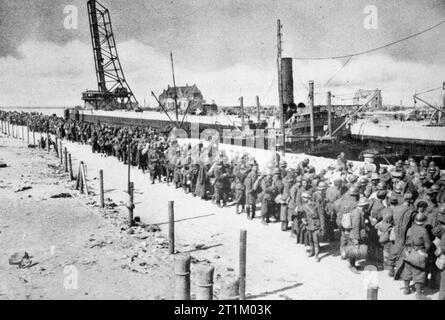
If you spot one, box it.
[291,19,445,60]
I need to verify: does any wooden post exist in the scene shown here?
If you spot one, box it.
[196,265,215,300]
[27,126,29,145]
[59,141,63,164]
[221,277,240,300]
[33,130,35,146]
[47,132,50,153]
[256,96,261,123]
[21,126,24,140]
[81,162,89,195]
[367,285,378,300]
[127,144,131,194]
[309,80,315,143]
[99,169,104,208]
[240,96,244,128]
[327,91,332,138]
[76,163,81,190]
[128,182,134,227]
[69,153,74,180]
[64,147,68,172]
[169,201,175,255]
[174,254,191,300]
[239,229,247,300]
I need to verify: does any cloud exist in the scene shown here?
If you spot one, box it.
[0,39,444,108]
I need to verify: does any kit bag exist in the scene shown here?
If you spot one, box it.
[345,244,368,260]
[403,247,427,270]
[341,212,352,230]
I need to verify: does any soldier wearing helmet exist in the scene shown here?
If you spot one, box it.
[288,176,302,239]
[428,161,440,182]
[244,163,260,220]
[379,166,392,186]
[390,192,416,278]
[297,158,310,174]
[368,190,387,262]
[397,211,431,298]
[279,168,294,231]
[346,197,370,273]
[299,192,325,263]
[260,169,278,225]
[336,185,360,259]
[279,160,288,178]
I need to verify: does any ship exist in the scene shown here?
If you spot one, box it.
[68,0,348,153]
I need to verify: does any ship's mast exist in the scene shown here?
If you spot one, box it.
[276,19,285,154]
[170,52,179,123]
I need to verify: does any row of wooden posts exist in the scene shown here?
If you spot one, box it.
[0,120,248,300]
[1,120,379,300]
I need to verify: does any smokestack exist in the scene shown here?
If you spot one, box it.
[281,57,294,121]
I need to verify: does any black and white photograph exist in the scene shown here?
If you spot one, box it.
[1,0,445,305]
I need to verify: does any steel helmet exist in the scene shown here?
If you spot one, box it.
[376,190,387,200]
[403,192,413,201]
[415,212,427,224]
[393,183,403,193]
[317,181,329,190]
[348,174,358,184]
[357,197,370,207]
[301,192,311,199]
[349,186,360,196]
[431,184,440,193]
[419,171,427,179]
[377,182,386,190]
[370,173,380,181]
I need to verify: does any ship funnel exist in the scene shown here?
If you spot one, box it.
[281,57,295,120]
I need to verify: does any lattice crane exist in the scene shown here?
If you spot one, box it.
[82,0,139,110]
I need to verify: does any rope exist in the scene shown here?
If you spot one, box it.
[323,56,353,87]
[291,19,445,60]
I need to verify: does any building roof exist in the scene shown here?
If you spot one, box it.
[159,84,202,99]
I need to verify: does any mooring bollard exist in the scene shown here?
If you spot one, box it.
[69,153,74,180]
[367,285,379,300]
[99,169,104,208]
[169,201,175,255]
[221,277,240,300]
[196,265,215,300]
[128,182,134,227]
[174,254,191,300]
[64,147,68,172]
[239,229,247,300]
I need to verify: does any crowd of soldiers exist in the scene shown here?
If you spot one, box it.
[1,110,445,300]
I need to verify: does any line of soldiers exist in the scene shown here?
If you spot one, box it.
[2,110,445,299]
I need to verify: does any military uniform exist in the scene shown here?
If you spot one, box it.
[302,201,325,261]
[336,194,359,256]
[261,176,277,224]
[399,222,431,295]
[244,170,259,220]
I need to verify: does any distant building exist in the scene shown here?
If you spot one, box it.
[353,89,383,109]
[159,84,204,112]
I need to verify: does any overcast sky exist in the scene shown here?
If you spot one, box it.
[1,0,445,107]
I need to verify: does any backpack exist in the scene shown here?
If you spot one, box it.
[341,212,352,230]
